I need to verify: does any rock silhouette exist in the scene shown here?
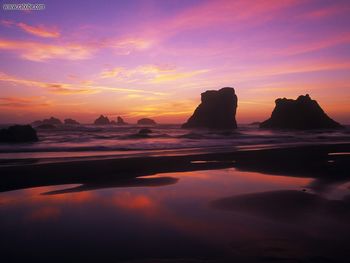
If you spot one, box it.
[94,115,110,125]
[31,120,43,127]
[37,124,56,129]
[0,125,38,143]
[43,117,62,125]
[260,94,343,129]
[117,116,127,125]
[182,87,238,129]
[32,117,62,126]
[64,118,80,125]
[138,128,152,135]
[137,118,156,125]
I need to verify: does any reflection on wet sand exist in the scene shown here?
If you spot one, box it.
[212,190,350,222]
[1,144,350,262]
[42,176,179,195]
[1,143,349,194]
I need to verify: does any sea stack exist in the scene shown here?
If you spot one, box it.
[64,118,80,125]
[260,94,343,129]
[117,116,127,125]
[94,115,110,125]
[42,117,62,125]
[137,118,156,125]
[182,87,238,129]
[0,125,38,143]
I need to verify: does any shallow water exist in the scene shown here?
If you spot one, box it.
[0,124,349,161]
[1,168,350,262]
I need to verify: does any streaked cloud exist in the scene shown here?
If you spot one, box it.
[299,3,350,20]
[1,20,60,38]
[99,64,209,83]
[0,96,52,108]
[0,72,166,96]
[108,37,153,55]
[0,39,94,61]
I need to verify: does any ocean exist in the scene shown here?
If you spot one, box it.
[0,123,349,161]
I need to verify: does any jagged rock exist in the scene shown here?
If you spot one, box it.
[182,87,238,129]
[260,94,343,129]
[64,118,80,125]
[137,118,156,125]
[138,128,152,134]
[94,115,110,125]
[0,125,38,143]
[42,117,62,125]
[37,124,56,129]
[117,116,127,125]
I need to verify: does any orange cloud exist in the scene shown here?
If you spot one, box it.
[99,64,209,84]
[0,72,98,95]
[0,39,93,61]
[0,72,166,96]
[0,96,52,108]
[0,35,155,61]
[1,19,60,38]
[108,37,153,55]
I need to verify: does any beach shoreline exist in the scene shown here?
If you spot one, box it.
[1,142,349,193]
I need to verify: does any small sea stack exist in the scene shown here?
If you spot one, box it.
[0,125,38,143]
[43,117,62,125]
[94,115,110,125]
[117,116,127,125]
[32,117,62,126]
[137,118,156,125]
[260,94,343,129]
[182,87,238,129]
[64,118,80,125]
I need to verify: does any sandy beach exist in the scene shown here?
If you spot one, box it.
[1,142,350,262]
[1,142,349,193]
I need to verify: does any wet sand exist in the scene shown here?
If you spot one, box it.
[0,143,349,193]
[0,167,349,262]
[0,144,350,262]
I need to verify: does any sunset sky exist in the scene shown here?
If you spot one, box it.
[0,0,349,124]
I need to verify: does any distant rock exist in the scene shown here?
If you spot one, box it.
[117,116,127,125]
[182,87,238,129]
[31,120,43,127]
[94,115,110,125]
[0,125,38,143]
[138,128,152,135]
[110,120,117,125]
[260,94,343,130]
[37,124,56,129]
[64,118,80,125]
[42,117,62,125]
[137,118,156,125]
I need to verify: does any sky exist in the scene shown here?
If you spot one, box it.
[0,0,349,124]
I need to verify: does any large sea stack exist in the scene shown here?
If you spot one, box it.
[182,87,238,129]
[260,94,343,129]
[0,125,38,143]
